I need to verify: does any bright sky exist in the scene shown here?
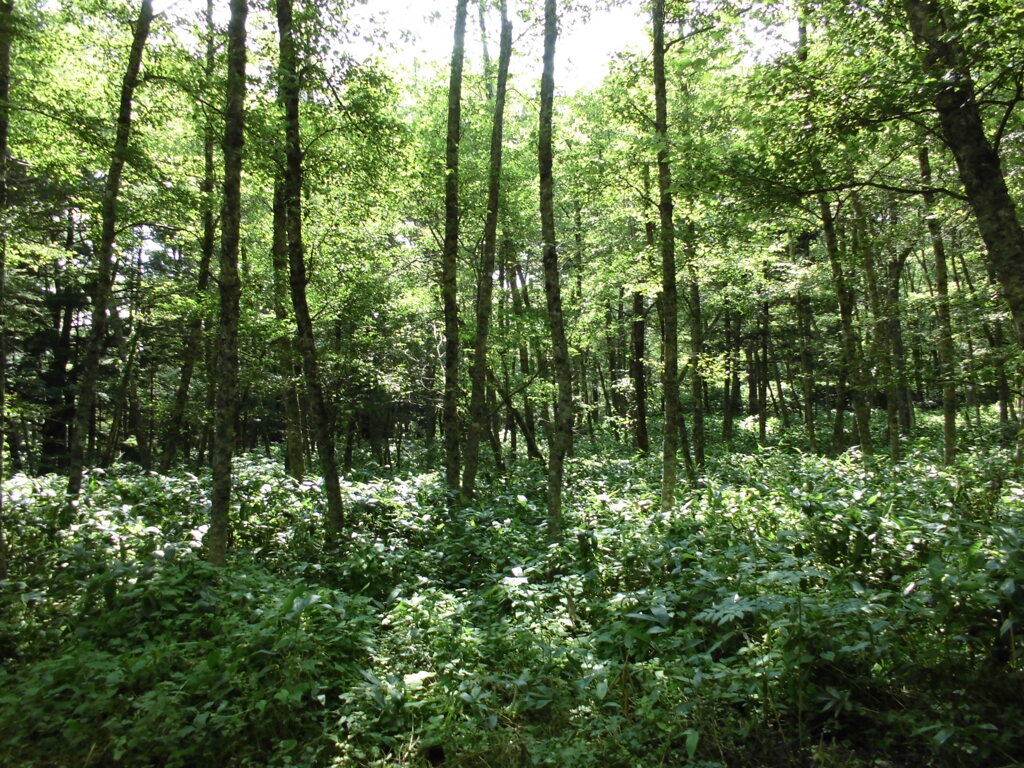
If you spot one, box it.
[345,0,650,93]
[151,0,651,92]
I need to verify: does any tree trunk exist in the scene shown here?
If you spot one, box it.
[887,256,914,434]
[758,297,769,445]
[904,0,1024,345]
[106,306,151,468]
[277,0,344,532]
[630,291,650,453]
[207,0,247,567]
[463,0,511,498]
[653,0,682,513]
[488,370,544,461]
[687,263,705,468]
[539,0,571,538]
[40,268,74,474]
[271,181,305,479]
[820,194,873,454]
[832,370,847,454]
[486,385,505,472]
[794,281,817,453]
[0,0,12,578]
[722,308,738,445]
[918,146,957,464]
[442,0,469,495]
[510,263,539,452]
[67,0,153,498]
[162,0,216,473]
[852,195,900,460]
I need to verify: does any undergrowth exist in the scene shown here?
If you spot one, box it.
[1,440,1022,767]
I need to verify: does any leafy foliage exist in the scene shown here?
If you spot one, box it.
[2,432,1022,767]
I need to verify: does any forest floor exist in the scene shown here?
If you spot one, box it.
[1,417,1023,767]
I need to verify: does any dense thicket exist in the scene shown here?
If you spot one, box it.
[0,0,1022,765]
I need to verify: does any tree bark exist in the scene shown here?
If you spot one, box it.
[757,297,768,444]
[40,240,75,473]
[686,258,705,468]
[852,195,899,460]
[463,0,511,498]
[441,0,469,495]
[0,0,12,577]
[722,308,739,445]
[653,0,682,513]
[207,0,247,567]
[67,0,153,498]
[918,146,957,464]
[277,0,344,531]
[795,290,817,452]
[630,292,650,453]
[904,0,1024,345]
[886,254,914,434]
[271,181,305,479]
[819,194,873,454]
[539,0,571,539]
[490,372,544,461]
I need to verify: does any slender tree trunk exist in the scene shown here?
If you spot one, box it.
[610,293,629,427]
[106,308,150,468]
[486,386,505,472]
[630,292,650,453]
[918,146,957,464]
[463,0,511,498]
[441,0,469,495]
[770,342,791,429]
[511,264,539,452]
[722,309,737,445]
[277,0,343,531]
[539,0,571,538]
[795,284,818,452]
[207,0,247,567]
[162,0,216,472]
[904,0,1024,345]
[0,0,12,578]
[852,196,900,459]
[67,0,153,498]
[653,0,682,513]
[746,338,758,419]
[488,370,544,461]
[820,195,873,454]
[271,182,305,479]
[832,370,847,454]
[758,298,769,445]
[887,255,914,434]
[40,250,75,473]
[687,263,705,468]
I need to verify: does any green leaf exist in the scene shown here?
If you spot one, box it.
[685,729,700,760]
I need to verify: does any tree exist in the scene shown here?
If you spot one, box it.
[441,0,469,496]
[161,0,217,473]
[538,0,571,538]
[653,0,681,512]
[903,0,1024,346]
[207,0,247,567]
[918,144,956,464]
[276,0,344,532]
[0,0,11,577]
[66,0,153,499]
[462,0,512,499]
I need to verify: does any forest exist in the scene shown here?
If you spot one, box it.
[0,0,1023,765]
